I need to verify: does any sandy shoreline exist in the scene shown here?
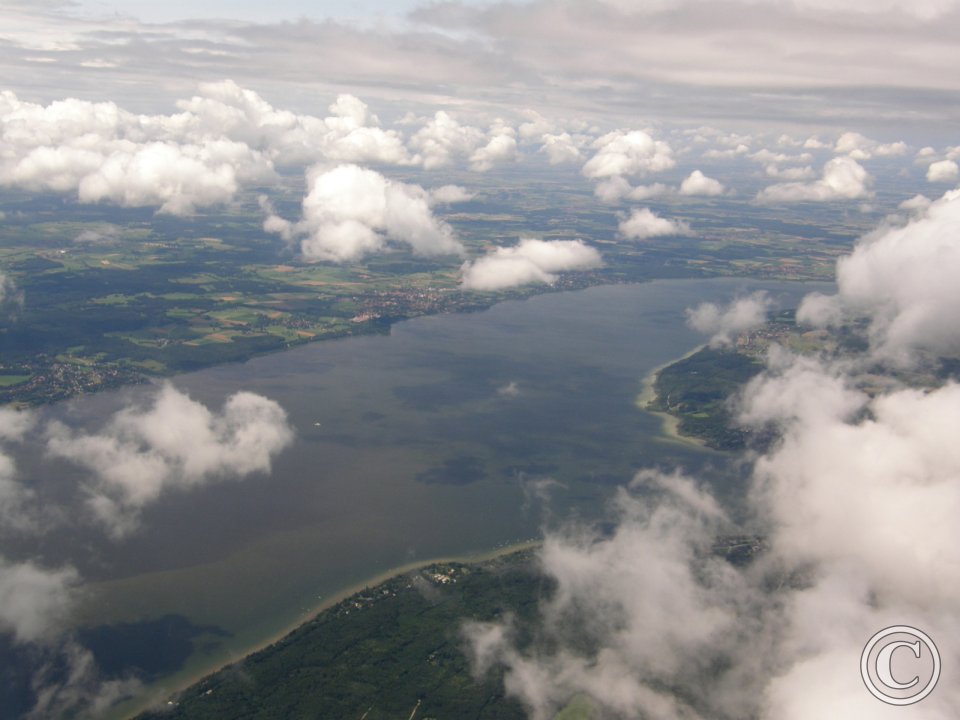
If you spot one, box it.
[120,539,541,719]
[635,343,708,448]
[118,346,709,717]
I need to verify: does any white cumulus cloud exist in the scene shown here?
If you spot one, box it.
[798,188,960,362]
[756,156,872,203]
[0,89,275,214]
[46,383,294,536]
[408,111,486,170]
[618,208,691,240]
[581,130,675,180]
[264,164,465,263]
[428,185,475,204]
[593,178,671,204]
[764,164,815,180]
[469,121,518,172]
[833,131,907,160]
[460,238,602,291]
[679,170,725,196]
[538,132,583,165]
[927,159,959,183]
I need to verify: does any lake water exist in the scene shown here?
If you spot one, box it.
[10,277,830,711]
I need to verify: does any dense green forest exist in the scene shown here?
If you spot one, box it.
[138,551,546,720]
[648,346,765,450]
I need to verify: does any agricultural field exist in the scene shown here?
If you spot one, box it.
[0,173,877,407]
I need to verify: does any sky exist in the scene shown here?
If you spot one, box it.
[3,1,960,717]
[61,0,460,24]
[4,0,960,139]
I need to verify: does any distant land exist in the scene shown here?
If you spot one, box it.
[645,312,960,450]
[0,177,867,408]
[137,548,542,720]
[136,537,765,720]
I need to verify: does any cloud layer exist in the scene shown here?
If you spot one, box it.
[468,184,960,718]
[5,1,960,129]
[470,353,960,719]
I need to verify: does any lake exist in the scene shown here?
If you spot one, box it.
[8,277,830,713]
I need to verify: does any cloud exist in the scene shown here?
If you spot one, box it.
[686,292,771,347]
[258,195,293,242]
[0,559,142,717]
[0,82,443,215]
[46,383,294,536]
[74,141,267,215]
[0,557,78,644]
[408,111,486,170]
[465,470,748,720]
[72,225,122,244]
[803,136,830,150]
[702,144,750,160]
[764,164,815,180]
[469,348,960,719]
[27,641,142,720]
[618,208,691,240]
[0,89,277,214]
[833,131,907,160]
[678,170,725,196]
[738,357,960,718]
[748,149,814,166]
[756,156,872,203]
[465,176,960,717]
[798,188,960,362]
[460,238,602,291]
[497,381,521,397]
[899,193,932,212]
[538,133,583,165]
[469,121,518,172]
[581,130,675,180]
[5,1,960,133]
[926,159,959,183]
[264,164,465,263]
[0,408,33,443]
[405,113,520,171]
[428,185,475,204]
[517,110,556,140]
[690,128,752,153]
[176,81,414,166]
[742,361,960,595]
[0,409,37,533]
[593,178,670,204]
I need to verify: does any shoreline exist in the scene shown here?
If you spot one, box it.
[120,539,541,719]
[4,275,828,410]
[635,343,708,448]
